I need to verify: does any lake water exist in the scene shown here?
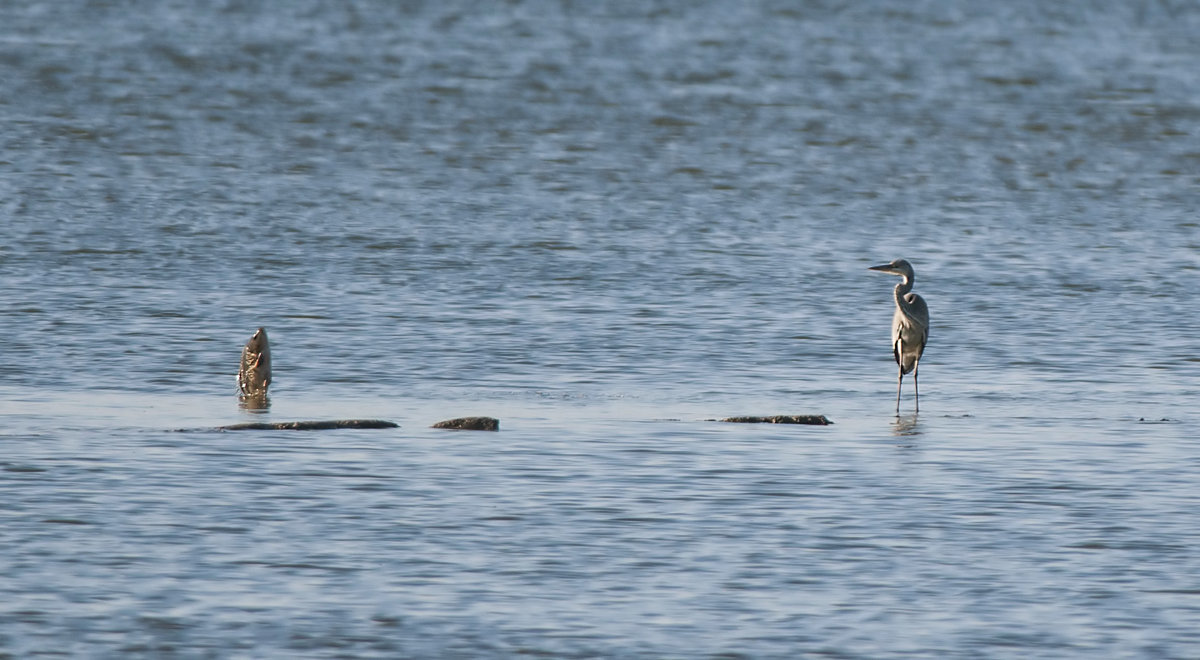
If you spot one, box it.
[2,1,1198,657]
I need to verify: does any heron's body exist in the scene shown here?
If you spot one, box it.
[869,260,929,413]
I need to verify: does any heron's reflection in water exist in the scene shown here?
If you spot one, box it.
[892,413,921,438]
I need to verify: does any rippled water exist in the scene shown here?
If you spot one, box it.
[2,1,1198,657]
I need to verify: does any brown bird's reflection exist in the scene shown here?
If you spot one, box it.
[238,394,270,412]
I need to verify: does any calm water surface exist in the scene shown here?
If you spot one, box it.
[1,1,1198,657]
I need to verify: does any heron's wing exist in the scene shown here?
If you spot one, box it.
[888,293,929,371]
[902,293,929,358]
[901,293,929,324]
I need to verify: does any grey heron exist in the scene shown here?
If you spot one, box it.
[869,259,929,413]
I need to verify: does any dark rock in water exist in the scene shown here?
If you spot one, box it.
[719,415,833,425]
[216,419,399,431]
[432,416,500,431]
[238,327,271,398]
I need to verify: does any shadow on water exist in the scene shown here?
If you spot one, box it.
[892,413,922,438]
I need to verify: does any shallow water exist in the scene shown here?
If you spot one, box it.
[1,1,1198,657]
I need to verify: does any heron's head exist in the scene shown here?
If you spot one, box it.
[868,259,915,279]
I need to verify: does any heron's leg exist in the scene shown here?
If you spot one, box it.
[913,362,920,413]
[895,369,903,414]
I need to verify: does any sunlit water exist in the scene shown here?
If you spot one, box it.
[2,2,1198,657]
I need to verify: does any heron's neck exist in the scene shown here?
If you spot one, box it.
[893,276,913,303]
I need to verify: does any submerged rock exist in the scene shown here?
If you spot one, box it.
[216,419,399,431]
[432,416,500,431]
[719,415,833,425]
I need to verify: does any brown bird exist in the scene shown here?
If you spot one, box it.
[237,327,272,398]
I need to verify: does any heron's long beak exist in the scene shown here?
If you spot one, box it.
[868,264,894,272]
